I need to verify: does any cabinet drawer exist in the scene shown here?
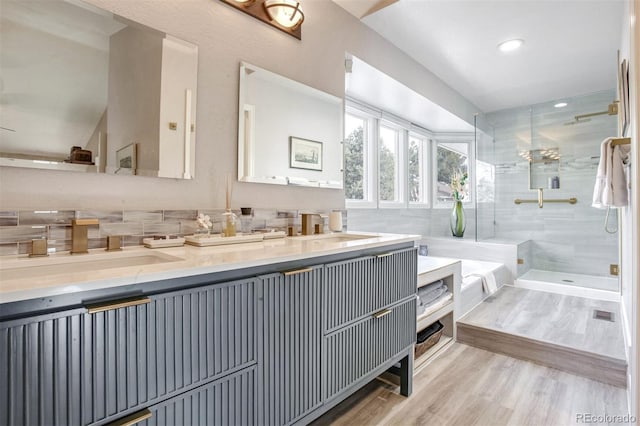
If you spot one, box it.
[323,298,416,401]
[0,278,256,426]
[132,366,255,426]
[324,248,417,332]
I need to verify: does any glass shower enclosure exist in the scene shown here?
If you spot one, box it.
[474,90,620,293]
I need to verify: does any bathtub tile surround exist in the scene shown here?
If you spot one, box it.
[483,90,619,277]
[0,208,347,255]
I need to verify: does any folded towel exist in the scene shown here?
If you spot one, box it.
[418,279,443,294]
[417,280,445,302]
[592,138,612,208]
[465,271,497,295]
[418,285,447,306]
[419,292,453,317]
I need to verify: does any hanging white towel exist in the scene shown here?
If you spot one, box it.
[610,144,631,207]
[592,137,613,208]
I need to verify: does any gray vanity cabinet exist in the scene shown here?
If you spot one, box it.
[257,266,323,426]
[0,278,256,426]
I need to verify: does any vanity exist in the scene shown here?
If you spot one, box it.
[0,233,418,426]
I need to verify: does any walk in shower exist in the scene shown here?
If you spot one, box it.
[475,90,620,294]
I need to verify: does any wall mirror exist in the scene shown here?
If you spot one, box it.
[237,62,344,189]
[0,0,198,179]
[527,148,560,189]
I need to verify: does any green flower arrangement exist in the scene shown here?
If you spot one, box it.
[451,171,468,202]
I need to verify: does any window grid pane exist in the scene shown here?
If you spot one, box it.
[344,114,366,200]
[408,136,422,203]
[379,126,398,202]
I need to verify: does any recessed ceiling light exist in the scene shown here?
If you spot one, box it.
[498,39,524,52]
[554,102,568,108]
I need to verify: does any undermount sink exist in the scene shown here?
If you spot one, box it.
[293,233,376,243]
[0,251,183,281]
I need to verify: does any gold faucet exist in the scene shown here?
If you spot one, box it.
[301,213,327,236]
[71,218,99,254]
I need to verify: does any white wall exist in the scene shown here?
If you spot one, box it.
[0,0,480,211]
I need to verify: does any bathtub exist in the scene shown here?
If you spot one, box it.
[460,259,512,316]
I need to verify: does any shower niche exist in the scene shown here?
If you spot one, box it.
[527,148,560,189]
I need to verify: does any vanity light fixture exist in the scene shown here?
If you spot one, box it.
[554,102,568,108]
[497,38,524,52]
[220,0,303,40]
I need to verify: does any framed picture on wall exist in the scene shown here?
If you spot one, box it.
[115,143,137,175]
[290,137,323,171]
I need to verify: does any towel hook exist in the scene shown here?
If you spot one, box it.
[604,206,618,234]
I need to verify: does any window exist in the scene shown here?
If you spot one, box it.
[435,141,471,204]
[344,109,376,206]
[346,100,466,210]
[344,113,366,200]
[378,123,403,204]
[408,134,429,206]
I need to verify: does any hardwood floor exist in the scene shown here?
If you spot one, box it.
[312,344,629,426]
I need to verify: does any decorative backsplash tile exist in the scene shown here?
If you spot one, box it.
[0,211,18,227]
[18,210,75,225]
[0,208,347,255]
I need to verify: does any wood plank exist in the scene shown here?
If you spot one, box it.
[311,343,629,426]
[457,322,627,388]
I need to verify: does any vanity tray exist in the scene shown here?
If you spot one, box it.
[143,236,185,248]
[184,233,265,247]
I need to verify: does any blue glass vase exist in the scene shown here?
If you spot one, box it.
[450,200,466,238]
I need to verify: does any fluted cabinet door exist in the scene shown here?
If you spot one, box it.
[0,278,256,426]
[257,267,323,426]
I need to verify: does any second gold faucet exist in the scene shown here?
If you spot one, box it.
[71,218,99,254]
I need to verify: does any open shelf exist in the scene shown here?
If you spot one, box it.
[414,312,455,373]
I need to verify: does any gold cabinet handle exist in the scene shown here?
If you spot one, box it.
[108,408,152,426]
[86,296,151,314]
[376,252,393,258]
[283,267,313,276]
[372,308,392,319]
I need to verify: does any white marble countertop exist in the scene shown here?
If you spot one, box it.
[0,232,419,304]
